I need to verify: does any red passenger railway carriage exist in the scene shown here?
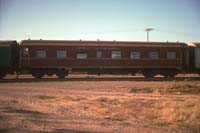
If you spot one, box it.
[20,40,186,78]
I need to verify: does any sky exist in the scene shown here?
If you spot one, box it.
[0,0,200,42]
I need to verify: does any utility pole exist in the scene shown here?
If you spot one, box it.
[145,28,154,42]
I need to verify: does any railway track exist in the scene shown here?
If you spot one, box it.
[1,74,200,83]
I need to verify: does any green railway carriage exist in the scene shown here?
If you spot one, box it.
[0,41,19,79]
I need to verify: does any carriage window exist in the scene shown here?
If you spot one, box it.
[57,51,67,59]
[96,51,102,59]
[23,48,29,55]
[149,52,159,59]
[167,52,176,59]
[112,51,121,59]
[130,52,140,59]
[77,53,87,59]
[36,51,46,59]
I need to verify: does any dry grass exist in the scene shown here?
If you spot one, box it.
[129,87,153,93]
[157,99,200,126]
[129,82,200,95]
[105,114,125,121]
[0,80,200,132]
[34,95,57,100]
[164,83,200,94]
[63,95,87,102]
[152,90,200,128]
[96,97,118,105]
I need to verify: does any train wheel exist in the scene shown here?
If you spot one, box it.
[131,73,135,76]
[163,74,169,78]
[56,73,66,79]
[163,70,178,78]
[46,73,54,76]
[143,73,155,78]
[31,72,45,79]
[56,70,68,79]
[163,74,175,78]
[168,74,176,78]
[0,72,6,79]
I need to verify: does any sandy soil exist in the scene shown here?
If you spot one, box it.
[0,75,200,133]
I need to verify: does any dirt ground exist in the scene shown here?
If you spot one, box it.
[0,75,200,133]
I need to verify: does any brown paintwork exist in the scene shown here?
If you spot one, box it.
[20,40,184,69]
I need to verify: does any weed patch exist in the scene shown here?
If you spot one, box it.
[35,95,56,100]
[4,108,44,115]
[64,96,86,101]
[151,122,171,127]
[96,97,118,105]
[105,114,125,122]
[129,87,153,93]
[162,83,200,94]
[11,100,18,103]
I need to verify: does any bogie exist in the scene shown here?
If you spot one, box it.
[143,72,156,78]
[0,72,6,79]
[31,69,45,79]
[56,69,68,79]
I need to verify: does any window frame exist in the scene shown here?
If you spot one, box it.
[149,51,159,60]
[111,51,122,59]
[35,50,46,59]
[76,53,87,59]
[167,52,176,60]
[56,51,67,59]
[96,51,102,59]
[130,51,141,59]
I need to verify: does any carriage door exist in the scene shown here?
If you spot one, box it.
[22,47,30,67]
